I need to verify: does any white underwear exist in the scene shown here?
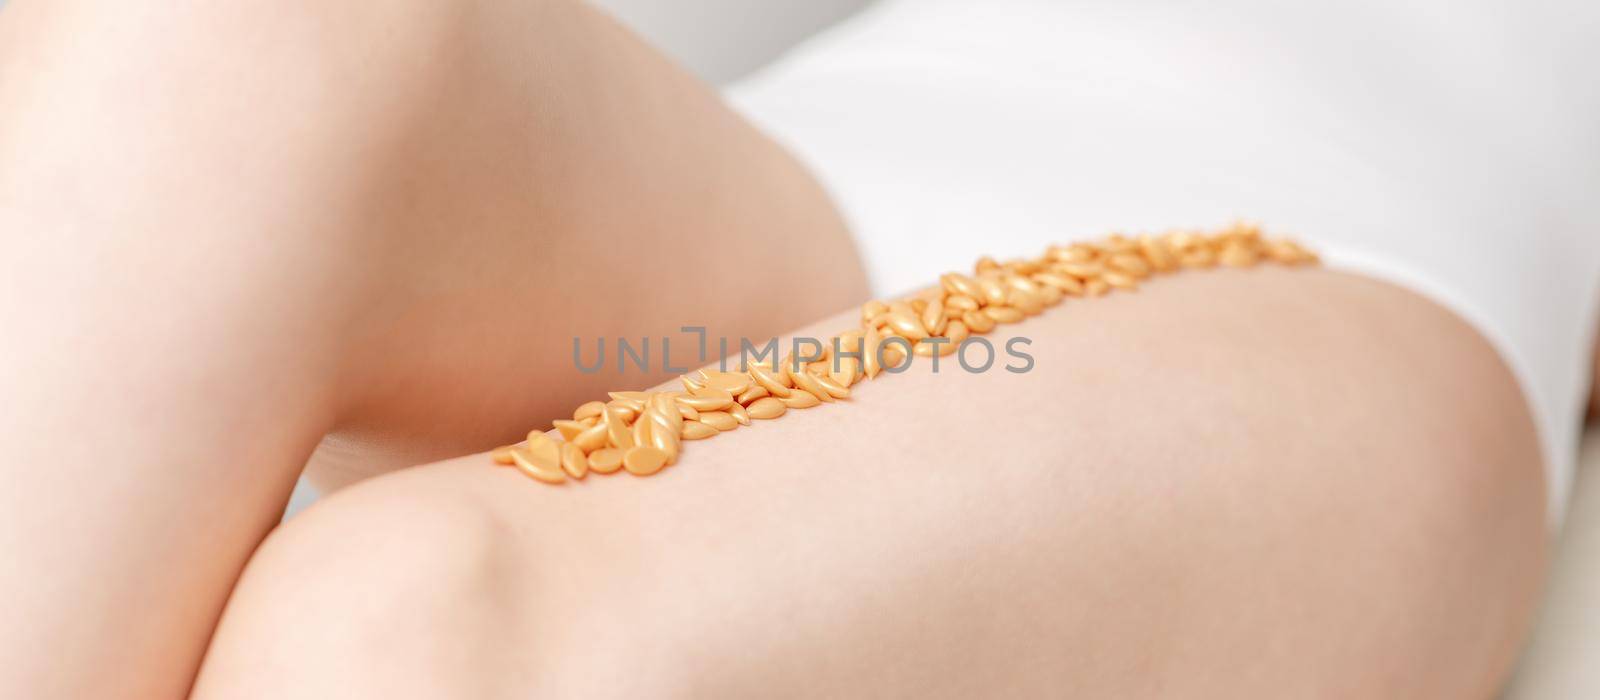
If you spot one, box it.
[726,0,1600,525]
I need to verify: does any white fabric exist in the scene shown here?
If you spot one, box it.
[727,0,1600,525]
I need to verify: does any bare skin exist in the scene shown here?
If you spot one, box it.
[1592,345,1600,419]
[0,1,858,696]
[0,0,1567,697]
[191,268,1547,698]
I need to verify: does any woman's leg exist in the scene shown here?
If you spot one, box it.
[0,0,860,696]
[193,268,1547,699]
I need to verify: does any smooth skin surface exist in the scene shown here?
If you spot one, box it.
[0,0,1569,697]
[0,0,859,697]
[193,268,1548,698]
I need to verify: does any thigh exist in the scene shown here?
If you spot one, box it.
[193,268,1547,699]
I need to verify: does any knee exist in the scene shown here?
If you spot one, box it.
[191,474,518,698]
[3,0,468,190]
